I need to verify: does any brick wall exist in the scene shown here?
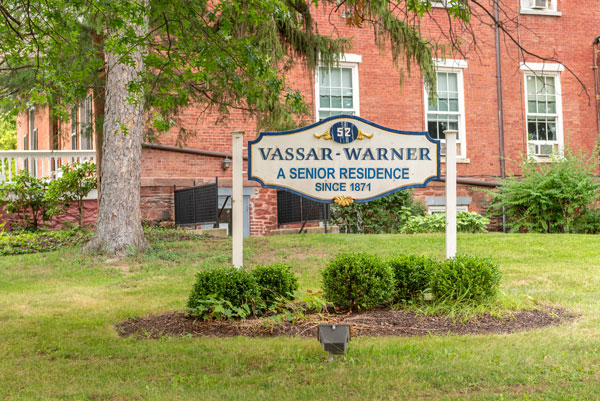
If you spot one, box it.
[0,200,98,231]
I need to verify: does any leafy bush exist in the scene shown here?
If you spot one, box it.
[187,267,262,318]
[487,152,599,233]
[46,162,97,226]
[430,255,501,303]
[401,211,489,234]
[573,207,600,234]
[0,227,92,255]
[331,190,426,234]
[0,170,57,229]
[322,252,395,311]
[251,263,299,307]
[388,254,439,301]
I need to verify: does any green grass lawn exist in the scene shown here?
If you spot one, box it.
[2,233,600,400]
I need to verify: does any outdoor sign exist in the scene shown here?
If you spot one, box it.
[248,115,441,204]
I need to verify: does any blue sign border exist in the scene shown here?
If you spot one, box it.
[248,115,441,203]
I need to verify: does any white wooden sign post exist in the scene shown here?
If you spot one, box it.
[231,130,244,268]
[444,129,458,259]
[232,116,450,266]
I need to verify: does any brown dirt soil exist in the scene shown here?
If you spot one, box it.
[116,307,575,339]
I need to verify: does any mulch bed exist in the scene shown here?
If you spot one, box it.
[116,307,575,339]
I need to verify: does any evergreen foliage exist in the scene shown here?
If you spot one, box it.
[322,252,395,311]
[251,264,299,307]
[388,254,438,301]
[0,1,471,134]
[430,255,501,303]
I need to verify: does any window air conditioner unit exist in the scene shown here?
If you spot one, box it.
[531,0,547,9]
[533,144,554,157]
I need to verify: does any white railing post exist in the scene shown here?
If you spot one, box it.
[0,150,96,182]
[444,130,458,259]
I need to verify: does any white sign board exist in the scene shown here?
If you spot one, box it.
[249,116,440,203]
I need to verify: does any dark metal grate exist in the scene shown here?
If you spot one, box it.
[174,182,218,226]
[277,190,329,225]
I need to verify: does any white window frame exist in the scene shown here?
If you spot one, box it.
[28,108,37,176]
[71,106,78,150]
[424,59,467,159]
[520,0,561,16]
[315,54,361,120]
[521,62,564,160]
[79,95,93,150]
[431,0,449,8]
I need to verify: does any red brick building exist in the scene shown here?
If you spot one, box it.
[11,1,600,235]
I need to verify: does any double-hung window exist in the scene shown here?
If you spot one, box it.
[315,55,361,120]
[521,63,563,158]
[425,60,467,158]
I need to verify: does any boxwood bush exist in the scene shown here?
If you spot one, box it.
[251,263,299,307]
[388,254,439,301]
[322,252,395,311]
[187,267,262,317]
[430,255,501,303]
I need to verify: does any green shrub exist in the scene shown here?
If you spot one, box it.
[322,252,395,311]
[251,263,299,307]
[0,170,57,229]
[487,151,599,233]
[430,255,501,303]
[187,267,262,318]
[331,190,426,234]
[46,162,97,226]
[388,254,439,301]
[401,211,489,234]
[573,207,600,234]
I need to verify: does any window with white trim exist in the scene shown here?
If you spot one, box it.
[525,72,562,157]
[425,62,467,158]
[520,0,560,15]
[71,106,78,150]
[79,95,93,150]
[316,62,359,120]
[27,108,37,175]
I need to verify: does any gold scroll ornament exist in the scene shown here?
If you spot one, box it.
[333,196,354,206]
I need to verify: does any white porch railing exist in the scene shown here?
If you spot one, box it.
[0,150,96,183]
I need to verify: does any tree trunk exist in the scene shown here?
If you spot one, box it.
[84,22,147,256]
